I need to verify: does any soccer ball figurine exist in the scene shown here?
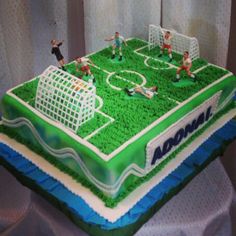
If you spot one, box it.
[51,39,66,70]
[75,57,96,83]
[105,32,127,61]
[158,30,173,62]
[174,51,196,82]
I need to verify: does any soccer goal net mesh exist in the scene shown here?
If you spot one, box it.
[148,25,200,60]
[35,66,96,133]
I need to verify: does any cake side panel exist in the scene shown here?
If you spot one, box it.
[0,94,113,184]
[1,74,236,203]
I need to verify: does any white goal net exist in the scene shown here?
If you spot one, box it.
[35,66,96,133]
[148,24,200,60]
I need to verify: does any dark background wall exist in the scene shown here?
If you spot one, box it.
[227,1,236,74]
[67,0,85,61]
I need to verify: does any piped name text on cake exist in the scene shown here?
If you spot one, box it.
[146,91,222,171]
[151,106,212,165]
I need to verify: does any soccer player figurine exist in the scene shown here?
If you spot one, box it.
[125,86,158,99]
[51,39,66,70]
[174,51,196,82]
[158,30,173,62]
[105,32,127,61]
[75,57,96,83]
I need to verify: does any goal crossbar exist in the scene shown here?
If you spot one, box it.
[148,25,200,60]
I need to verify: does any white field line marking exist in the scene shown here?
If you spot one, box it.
[83,93,114,140]
[134,47,177,69]
[84,113,115,141]
[26,97,35,104]
[126,37,148,44]
[208,62,228,71]
[144,57,173,71]
[106,72,120,90]
[192,64,209,74]
[95,110,114,120]
[162,95,181,105]
[89,63,112,75]
[106,70,147,91]
[135,45,149,52]
[95,95,103,110]
[106,74,137,91]
[120,70,147,87]
[116,75,138,86]
[192,62,230,75]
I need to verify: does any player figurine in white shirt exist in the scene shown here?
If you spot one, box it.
[158,31,173,62]
[75,57,96,83]
[125,86,158,99]
[174,51,196,82]
[105,32,127,61]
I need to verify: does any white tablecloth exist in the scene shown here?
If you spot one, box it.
[0,155,235,236]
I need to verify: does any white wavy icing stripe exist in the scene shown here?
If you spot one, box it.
[2,117,146,195]
[1,108,236,223]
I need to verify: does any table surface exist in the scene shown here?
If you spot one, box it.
[0,154,235,236]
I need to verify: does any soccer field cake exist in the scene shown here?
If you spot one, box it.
[1,25,236,235]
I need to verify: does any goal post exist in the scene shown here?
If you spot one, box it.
[148,24,200,60]
[35,66,96,133]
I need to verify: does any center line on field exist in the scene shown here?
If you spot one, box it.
[89,63,112,75]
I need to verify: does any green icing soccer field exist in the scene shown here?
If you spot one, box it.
[11,38,229,155]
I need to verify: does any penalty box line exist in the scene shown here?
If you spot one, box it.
[83,92,115,141]
[78,61,116,141]
[134,45,178,69]
[84,110,115,141]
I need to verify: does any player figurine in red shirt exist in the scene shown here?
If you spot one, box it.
[158,30,173,62]
[75,57,96,83]
[174,51,196,82]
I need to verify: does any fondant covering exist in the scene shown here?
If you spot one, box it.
[1,38,236,207]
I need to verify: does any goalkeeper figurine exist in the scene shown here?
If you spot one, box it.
[125,86,158,99]
[51,39,66,70]
[75,57,96,83]
[158,30,173,62]
[105,32,127,61]
[174,51,196,82]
